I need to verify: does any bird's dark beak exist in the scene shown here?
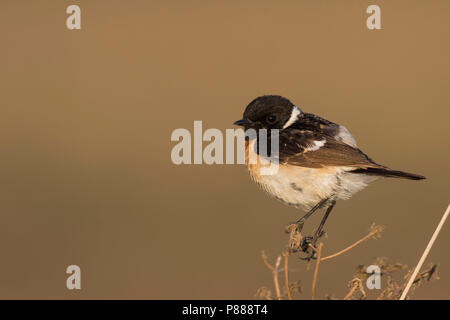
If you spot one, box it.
[234,118,250,126]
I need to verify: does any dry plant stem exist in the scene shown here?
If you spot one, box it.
[283,251,292,300]
[400,203,450,300]
[343,284,358,300]
[261,251,274,271]
[261,251,282,300]
[321,228,381,262]
[343,278,365,300]
[311,242,323,300]
[273,256,282,300]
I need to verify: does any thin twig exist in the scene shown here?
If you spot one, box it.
[261,251,274,271]
[283,250,292,300]
[343,283,358,300]
[343,279,359,300]
[273,256,282,300]
[321,225,383,262]
[400,203,450,300]
[343,278,366,300]
[261,251,282,300]
[311,242,323,300]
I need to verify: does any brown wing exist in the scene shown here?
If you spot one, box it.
[278,129,384,169]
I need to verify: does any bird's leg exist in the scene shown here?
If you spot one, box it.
[285,198,331,256]
[312,200,336,243]
[294,198,329,233]
[300,201,336,260]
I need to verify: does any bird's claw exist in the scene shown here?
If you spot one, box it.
[295,219,305,233]
[299,236,317,260]
[298,230,327,260]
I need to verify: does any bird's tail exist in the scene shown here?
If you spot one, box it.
[351,167,426,180]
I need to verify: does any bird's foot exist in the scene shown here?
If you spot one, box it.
[298,230,326,261]
[299,236,317,260]
[295,220,305,233]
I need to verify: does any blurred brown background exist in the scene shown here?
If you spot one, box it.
[0,1,449,299]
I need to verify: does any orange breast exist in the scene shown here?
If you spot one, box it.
[245,139,263,179]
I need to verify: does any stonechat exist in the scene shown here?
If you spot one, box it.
[234,95,425,257]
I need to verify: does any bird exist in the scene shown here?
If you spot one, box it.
[234,95,425,258]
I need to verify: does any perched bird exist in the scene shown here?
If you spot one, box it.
[234,95,425,257]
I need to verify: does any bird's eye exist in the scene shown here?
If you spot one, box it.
[266,114,277,123]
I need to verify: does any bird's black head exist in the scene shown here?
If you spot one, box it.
[234,95,302,130]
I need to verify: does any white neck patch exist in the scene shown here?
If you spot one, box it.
[282,106,301,129]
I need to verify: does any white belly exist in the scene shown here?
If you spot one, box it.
[246,140,377,211]
[249,165,377,211]
[248,164,338,211]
